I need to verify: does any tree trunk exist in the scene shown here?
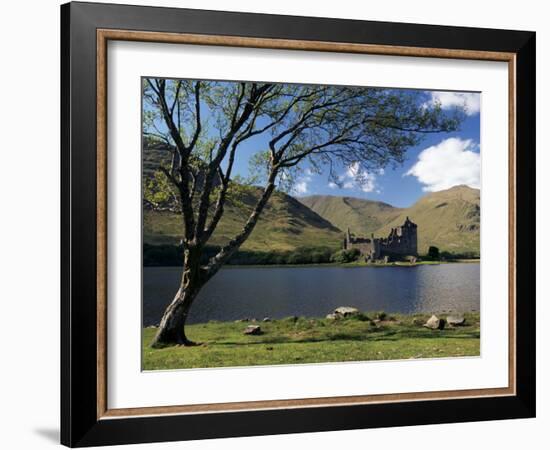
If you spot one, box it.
[150,176,278,349]
[150,249,204,348]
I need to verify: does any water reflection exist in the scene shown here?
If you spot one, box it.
[143,264,480,326]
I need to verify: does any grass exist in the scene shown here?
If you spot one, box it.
[299,195,402,238]
[332,259,479,268]
[142,312,480,370]
[343,260,445,268]
[225,259,478,269]
[143,190,342,252]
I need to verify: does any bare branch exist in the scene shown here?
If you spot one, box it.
[203,168,279,281]
[230,83,246,128]
[169,80,182,117]
[146,78,198,241]
[187,81,202,152]
[194,83,274,240]
[201,141,239,243]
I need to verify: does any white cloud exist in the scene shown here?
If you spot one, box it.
[406,137,480,192]
[327,163,384,193]
[341,162,378,193]
[426,91,480,116]
[294,180,309,194]
[291,170,313,195]
[358,173,377,193]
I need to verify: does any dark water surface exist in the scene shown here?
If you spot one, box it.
[143,264,480,326]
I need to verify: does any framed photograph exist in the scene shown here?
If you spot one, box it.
[61,1,535,447]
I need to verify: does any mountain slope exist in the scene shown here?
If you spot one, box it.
[300,186,480,256]
[373,185,480,255]
[144,189,343,252]
[144,179,480,256]
[299,195,402,236]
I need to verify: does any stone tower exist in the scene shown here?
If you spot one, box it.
[399,216,418,256]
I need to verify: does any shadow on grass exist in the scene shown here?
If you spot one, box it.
[203,328,480,347]
[367,330,480,342]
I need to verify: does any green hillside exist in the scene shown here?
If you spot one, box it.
[299,195,402,236]
[144,181,480,259]
[373,185,480,255]
[300,185,480,256]
[144,189,342,253]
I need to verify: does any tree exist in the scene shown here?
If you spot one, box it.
[428,246,440,260]
[142,79,462,347]
[331,248,361,264]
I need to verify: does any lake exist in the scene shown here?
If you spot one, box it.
[143,263,480,326]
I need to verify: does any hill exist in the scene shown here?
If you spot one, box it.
[299,195,402,236]
[374,185,480,255]
[144,188,343,253]
[144,160,480,259]
[300,185,480,256]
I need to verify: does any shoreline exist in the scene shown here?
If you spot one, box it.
[145,309,481,328]
[144,259,480,270]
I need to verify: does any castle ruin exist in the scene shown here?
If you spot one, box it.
[343,217,418,261]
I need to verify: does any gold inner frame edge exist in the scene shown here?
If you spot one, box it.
[96,29,517,420]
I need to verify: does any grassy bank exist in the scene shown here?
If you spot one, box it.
[217,259,480,270]
[143,241,480,268]
[340,259,480,268]
[143,312,480,370]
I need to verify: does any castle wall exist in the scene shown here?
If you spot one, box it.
[344,218,417,260]
[379,226,417,256]
[349,241,379,259]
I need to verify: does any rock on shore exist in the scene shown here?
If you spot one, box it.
[333,306,360,318]
[424,315,445,330]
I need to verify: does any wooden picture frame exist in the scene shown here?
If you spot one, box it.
[61,1,535,447]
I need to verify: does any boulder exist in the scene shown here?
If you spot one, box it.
[424,315,445,330]
[243,325,262,335]
[326,313,338,320]
[447,315,466,326]
[334,306,360,318]
[262,317,271,322]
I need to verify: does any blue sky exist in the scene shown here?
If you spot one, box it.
[228,91,481,208]
[144,83,480,209]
